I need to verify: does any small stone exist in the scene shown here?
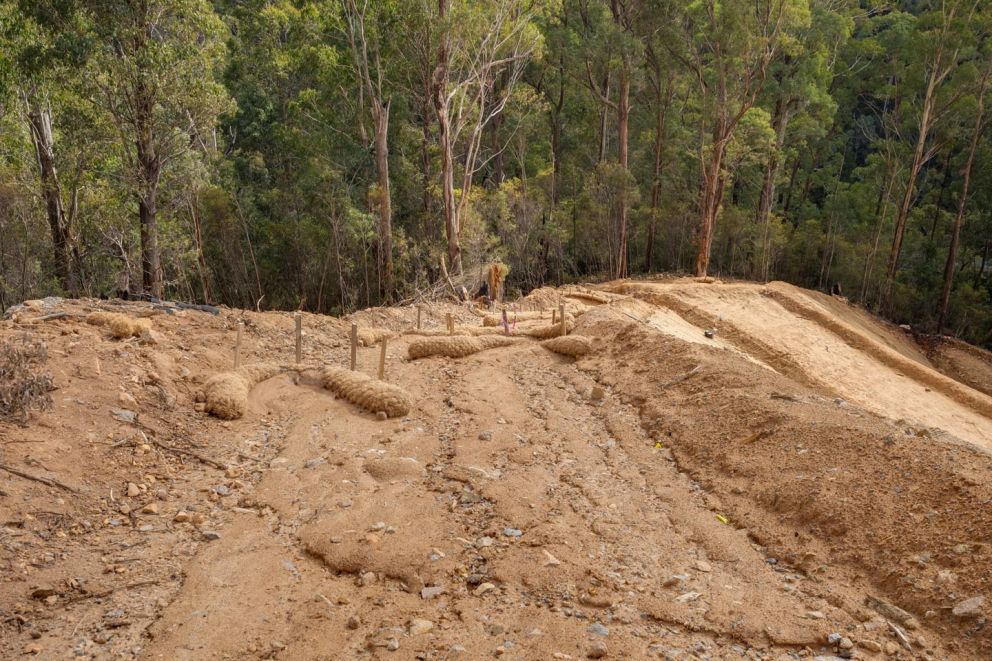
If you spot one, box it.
[476,536,494,547]
[806,610,826,620]
[111,408,136,423]
[695,560,711,573]
[118,392,137,408]
[22,643,43,655]
[119,504,131,515]
[225,466,242,478]
[386,638,400,651]
[360,571,377,586]
[190,512,206,525]
[884,642,899,655]
[675,591,701,603]
[201,530,221,541]
[543,550,562,566]
[860,640,882,653]
[347,615,361,630]
[587,623,609,637]
[126,482,140,497]
[421,586,446,600]
[305,457,327,469]
[502,528,523,538]
[589,386,605,401]
[827,633,842,645]
[213,485,230,496]
[409,618,434,635]
[839,637,853,650]
[194,402,206,412]
[479,431,493,441]
[141,503,159,515]
[586,640,609,658]
[952,595,985,618]
[376,411,388,421]
[474,582,496,596]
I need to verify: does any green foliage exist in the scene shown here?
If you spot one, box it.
[0,0,989,348]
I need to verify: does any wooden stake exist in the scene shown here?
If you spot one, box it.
[234,321,243,368]
[559,303,566,336]
[417,305,422,330]
[378,338,387,380]
[446,313,453,335]
[350,323,358,371]
[552,309,557,325]
[295,314,302,363]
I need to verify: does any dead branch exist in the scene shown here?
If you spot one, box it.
[0,462,78,493]
[660,365,702,390]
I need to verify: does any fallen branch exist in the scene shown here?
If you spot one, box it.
[140,431,227,471]
[62,579,161,605]
[31,312,82,323]
[660,365,702,390]
[0,462,78,493]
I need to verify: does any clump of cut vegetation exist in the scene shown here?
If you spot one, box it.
[0,335,54,422]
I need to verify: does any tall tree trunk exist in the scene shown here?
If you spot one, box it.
[938,60,990,333]
[597,71,611,163]
[695,141,727,277]
[26,98,78,295]
[420,104,435,235]
[186,190,211,304]
[882,47,951,306]
[433,0,461,274]
[373,102,394,301]
[135,80,162,298]
[756,98,790,281]
[550,54,565,206]
[645,75,673,273]
[615,65,630,278]
[861,166,897,302]
[928,149,953,243]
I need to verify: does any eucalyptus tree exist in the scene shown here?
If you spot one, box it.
[86,0,230,298]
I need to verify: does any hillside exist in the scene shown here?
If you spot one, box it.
[1,278,991,660]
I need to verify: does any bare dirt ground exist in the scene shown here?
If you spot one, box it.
[1,278,990,660]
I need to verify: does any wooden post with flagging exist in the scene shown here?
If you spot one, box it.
[417,305,422,330]
[294,314,302,363]
[234,321,243,368]
[551,308,557,325]
[559,303,566,336]
[350,323,358,371]
[378,338,387,380]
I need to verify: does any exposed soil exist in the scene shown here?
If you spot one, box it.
[1,279,990,660]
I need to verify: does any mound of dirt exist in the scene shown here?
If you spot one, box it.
[923,335,992,397]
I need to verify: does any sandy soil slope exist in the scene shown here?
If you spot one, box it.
[1,282,990,660]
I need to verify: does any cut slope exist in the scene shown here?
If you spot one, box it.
[610,280,992,452]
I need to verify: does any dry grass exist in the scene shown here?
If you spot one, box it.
[541,335,593,357]
[202,363,285,420]
[407,335,518,360]
[86,311,152,339]
[320,367,411,418]
[0,336,54,422]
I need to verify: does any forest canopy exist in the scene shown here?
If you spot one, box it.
[2,0,992,347]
